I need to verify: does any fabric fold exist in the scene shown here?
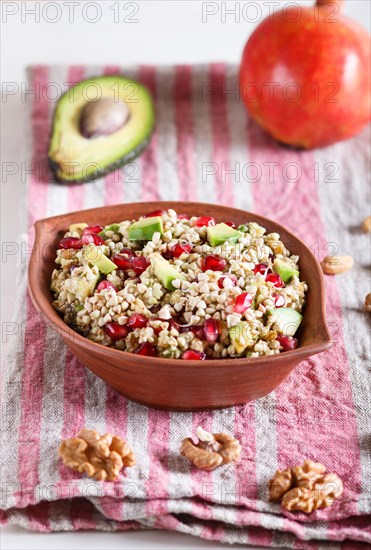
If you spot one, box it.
[1,64,370,548]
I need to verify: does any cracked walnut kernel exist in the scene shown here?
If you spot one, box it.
[180,426,241,471]
[268,459,343,514]
[59,428,136,481]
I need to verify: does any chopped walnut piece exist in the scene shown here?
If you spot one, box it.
[268,459,343,514]
[59,429,136,481]
[180,426,241,471]
[268,468,293,501]
[321,254,353,275]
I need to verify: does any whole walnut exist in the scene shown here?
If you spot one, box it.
[180,426,241,471]
[268,459,343,514]
[59,428,135,481]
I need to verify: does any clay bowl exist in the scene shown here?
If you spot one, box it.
[28,201,331,411]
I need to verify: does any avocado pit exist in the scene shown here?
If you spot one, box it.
[80,97,130,139]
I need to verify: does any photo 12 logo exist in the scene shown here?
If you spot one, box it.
[1,1,140,24]
[201,1,340,24]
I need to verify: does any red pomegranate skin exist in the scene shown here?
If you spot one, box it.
[239,2,370,148]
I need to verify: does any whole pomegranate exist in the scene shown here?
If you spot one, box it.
[239,0,370,148]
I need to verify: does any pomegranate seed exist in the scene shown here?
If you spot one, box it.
[277,335,299,351]
[145,209,165,218]
[134,342,157,356]
[172,242,193,258]
[178,214,190,220]
[162,250,173,260]
[253,263,271,275]
[224,221,236,228]
[121,247,136,258]
[128,313,148,329]
[181,349,206,360]
[234,292,253,314]
[218,274,238,289]
[163,319,204,339]
[83,225,103,235]
[203,318,219,343]
[266,273,285,288]
[81,233,105,246]
[112,249,135,270]
[273,294,286,308]
[202,255,227,272]
[131,256,150,274]
[97,280,117,292]
[58,237,83,250]
[194,216,215,227]
[104,323,130,341]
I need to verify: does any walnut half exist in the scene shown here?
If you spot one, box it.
[59,428,136,481]
[180,426,241,471]
[268,459,343,514]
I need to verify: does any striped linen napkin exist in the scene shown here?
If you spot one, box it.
[1,64,370,548]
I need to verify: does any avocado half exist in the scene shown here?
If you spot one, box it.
[48,75,155,183]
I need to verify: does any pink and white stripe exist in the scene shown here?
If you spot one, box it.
[1,64,370,548]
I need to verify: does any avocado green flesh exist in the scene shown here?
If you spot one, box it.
[76,277,99,301]
[48,76,155,183]
[153,256,186,291]
[69,223,88,233]
[128,216,163,241]
[273,259,299,283]
[99,223,121,237]
[270,307,302,336]
[105,224,121,233]
[229,321,256,353]
[84,244,116,274]
[207,223,241,247]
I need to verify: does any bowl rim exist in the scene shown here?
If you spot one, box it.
[28,201,332,367]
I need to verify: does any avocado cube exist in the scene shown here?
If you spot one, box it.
[229,321,256,353]
[104,223,121,233]
[151,253,186,291]
[128,216,163,241]
[76,275,99,301]
[64,265,99,301]
[269,307,302,336]
[99,223,121,237]
[207,223,241,247]
[273,259,299,283]
[84,244,116,274]
[68,223,88,234]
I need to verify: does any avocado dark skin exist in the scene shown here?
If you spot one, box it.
[48,137,152,184]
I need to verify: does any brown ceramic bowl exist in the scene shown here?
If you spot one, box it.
[28,202,331,411]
